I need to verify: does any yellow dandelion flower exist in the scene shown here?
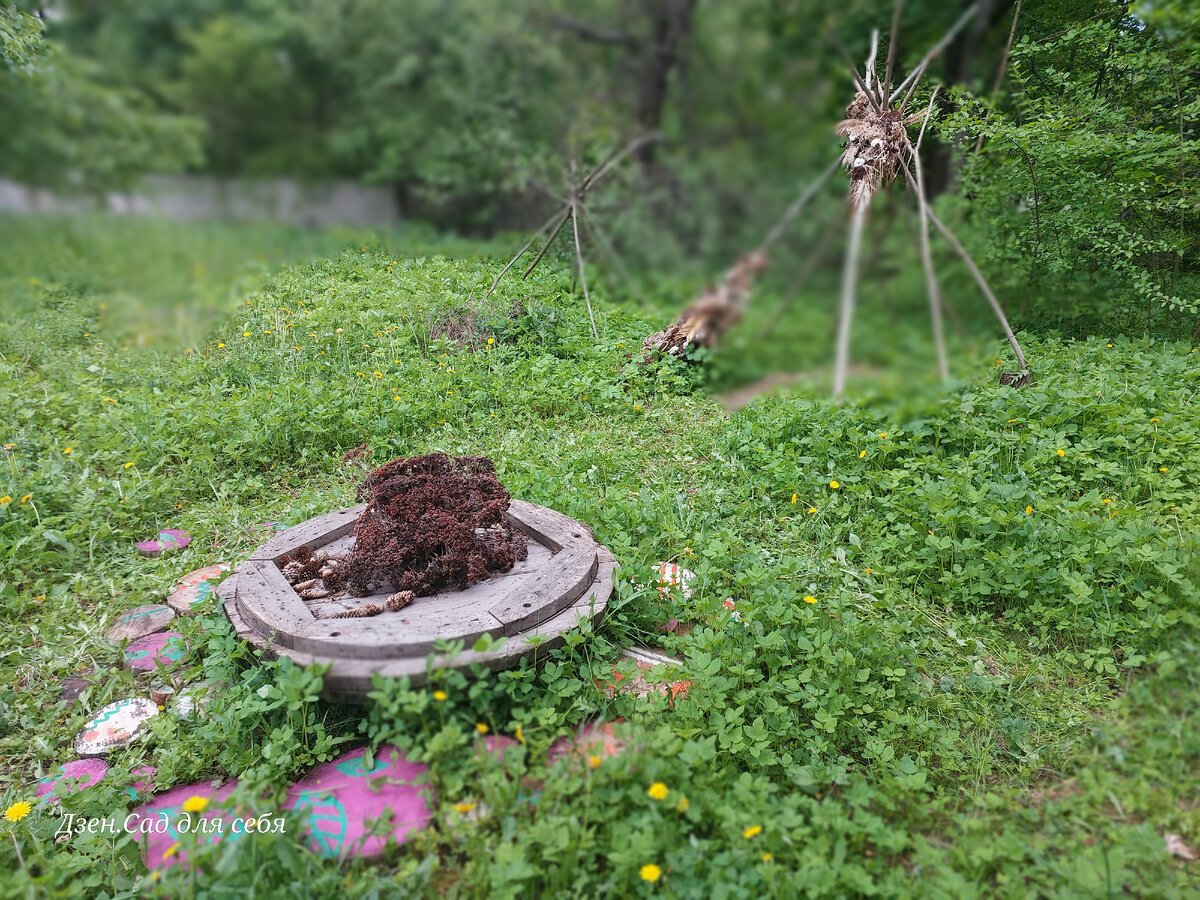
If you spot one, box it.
[1025,505,1032,515]
[762,853,773,862]
[63,447,72,454]
[1150,418,1159,424]
[476,723,489,735]
[433,690,447,702]
[791,494,798,504]
[487,338,494,345]
[1103,499,1110,504]
[0,497,10,506]
[453,802,477,814]
[218,343,225,348]
[829,481,839,489]
[1106,343,1113,348]
[103,398,115,404]
[3,800,31,822]
[803,596,817,604]
[635,403,643,411]
[162,842,181,859]
[20,494,32,503]
[243,331,251,337]
[647,782,668,800]
[181,795,209,813]
[124,462,134,469]
[3,443,13,449]
[807,507,817,514]
[864,568,873,574]
[515,724,525,745]
[877,432,887,437]
[587,755,602,769]
[676,797,689,812]
[743,825,763,839]
[1159,466,1168,472]
[859,450,866,458]
[640,864,662,883]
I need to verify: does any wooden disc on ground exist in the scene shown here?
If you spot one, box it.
[222,500,616,702]
[37,759,109,801]
[74,698,159,757]
[106,604,176,642]
[283,746,435,858]
[167,563,230,615]
[136,529,192,558]
[124,632,188,672]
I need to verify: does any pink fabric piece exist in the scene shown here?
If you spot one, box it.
[37,759,108,800]
[282,745,435,859]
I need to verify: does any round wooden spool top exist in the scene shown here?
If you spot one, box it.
[221,500,615,702]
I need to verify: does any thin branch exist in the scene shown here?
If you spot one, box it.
[830,28,882,112]
[889,3,980,105]
[521,208,571,279]
[484,208,564,298]
[910,91,948,382]
[761,157,841,251]
[972,0,1023,154]
[570,204,599,339]
[883,0,904,100]
[579,204,644,304]
[580,133,662,194]
[833,198,870,398]
[902,163,1028,369]
[759,225,836,338]
[548,16,639,47]
[865,28,880,94]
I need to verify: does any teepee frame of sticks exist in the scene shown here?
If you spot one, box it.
[646,0,1031,395]
[483,134,658,339]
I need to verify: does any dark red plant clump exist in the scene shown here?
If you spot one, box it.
[336,452,527,597]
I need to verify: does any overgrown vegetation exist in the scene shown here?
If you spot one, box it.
[0,215,1196,896]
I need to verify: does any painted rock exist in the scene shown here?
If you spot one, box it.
[106,604,176,643]
[37,759,108,802]
[125,765,158,800]
[124,632,188,672]
[283,746,435,859]
[132,781,240,869]
[601,647,691,702]
[167,563,230,615]
[174,683,217,719]
[548,721,628,764]
[653,562,695,601]
[136,529,192,559]
[75,698,158,757]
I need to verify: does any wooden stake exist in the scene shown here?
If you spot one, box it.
[911,90,949,382]
[833,198,870,397]
[571,204,599,339]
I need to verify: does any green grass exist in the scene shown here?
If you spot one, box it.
[0,214,1197,897]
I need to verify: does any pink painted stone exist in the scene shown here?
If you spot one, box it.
[126,765,157,800]
[548,721,628,764]
[132,781,240,870]
[124,632,188,672]
[283,745,435,858]
[37,759,108,801]
[481,735,519,762]
[167,563,230,615]
[136,529,192,558]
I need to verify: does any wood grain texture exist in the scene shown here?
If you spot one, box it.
[223,498,616,701]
